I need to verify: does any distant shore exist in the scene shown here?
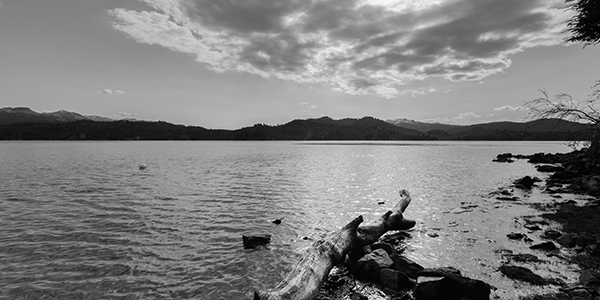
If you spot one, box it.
[0,117,593,141]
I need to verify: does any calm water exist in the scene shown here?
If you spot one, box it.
[0,141,578,299]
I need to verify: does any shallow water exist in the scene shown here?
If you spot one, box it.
[0,141,579,299]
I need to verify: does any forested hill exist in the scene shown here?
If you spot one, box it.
[0,116,593,141]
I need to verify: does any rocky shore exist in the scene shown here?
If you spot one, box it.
[307,146,600,300]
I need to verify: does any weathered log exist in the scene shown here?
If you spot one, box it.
[254,189,416,300]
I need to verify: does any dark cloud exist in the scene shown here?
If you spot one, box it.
[239,33,318,72]
[182,0,306,34]
[112,0,569,98]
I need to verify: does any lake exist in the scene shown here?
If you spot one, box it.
[0,141,580,299]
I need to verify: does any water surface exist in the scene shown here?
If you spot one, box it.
[0,141,578,299]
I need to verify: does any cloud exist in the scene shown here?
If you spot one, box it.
[99,89,126,95]
[494,105,522,111]
[494,105,521,111]
[110,0,570,98]
[116,111,139,119]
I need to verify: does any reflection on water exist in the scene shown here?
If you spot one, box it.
[0,141,577,299]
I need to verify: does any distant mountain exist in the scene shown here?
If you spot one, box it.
[0,107,113,125]
[0,107,594,141]
[385,118,462,132]
[236,116,425,140]
[445,119,590,135]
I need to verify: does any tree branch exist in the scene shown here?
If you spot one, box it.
[254,189,416,300]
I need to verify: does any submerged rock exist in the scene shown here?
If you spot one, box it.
[499,265,553,286]
[536,164,564,173]
[542,229,563,240]
[514,176,541,189]
[242,234,271,249]
[493,153,515,163]
[507,232,526,240]
[530,241,558,251]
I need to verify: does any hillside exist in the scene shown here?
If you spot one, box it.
[0,107,113,125]
[0,107,594,141]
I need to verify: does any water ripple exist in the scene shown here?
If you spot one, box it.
[0,141,574,299]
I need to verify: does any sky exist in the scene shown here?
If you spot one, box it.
[0,0,599,129]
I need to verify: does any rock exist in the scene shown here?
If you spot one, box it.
[348,245,372,263]
[530,241,557,251]
[370,242,395,256]
[570,288,591,300]
[514,176,537,189]
[580,269,599,285]
[536,164,564,172]
[503,253,541,263]
[496,196,520,201]
[242,234,271,249]
[379,268,413,291]
[499,265,550,285]
[354,248,393,282]
[272,218,283,224]
[417,267,462,278]
[527,153,555,164]
[390,254,424,279]
[542,229,563,240]
[415,276,447,300]
[583,175,600,194]
[588,244,600,257]
[415,268,491,300]
[575,237,596,248]
[349,293,368,300]
[493,153,514,163]
[507,232,526,240]
[556,233,576,247]
[524,224,542,231]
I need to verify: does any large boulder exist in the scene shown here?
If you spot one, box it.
[414,267,491,300]
[354,248,393,282]
[414,276,446,300]
[390,254,424,279]
[379,268,413,291]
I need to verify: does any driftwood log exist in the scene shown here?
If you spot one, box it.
[254,189,416,300]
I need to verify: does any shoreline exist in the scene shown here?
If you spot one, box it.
[311,147,600,300]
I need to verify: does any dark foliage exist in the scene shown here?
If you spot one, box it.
[566,0,600,46]
[0,117,593,141]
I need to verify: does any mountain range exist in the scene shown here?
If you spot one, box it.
[0,107,594,141]
[0,107,113,124]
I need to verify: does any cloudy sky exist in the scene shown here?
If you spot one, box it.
[1,0,598,129]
